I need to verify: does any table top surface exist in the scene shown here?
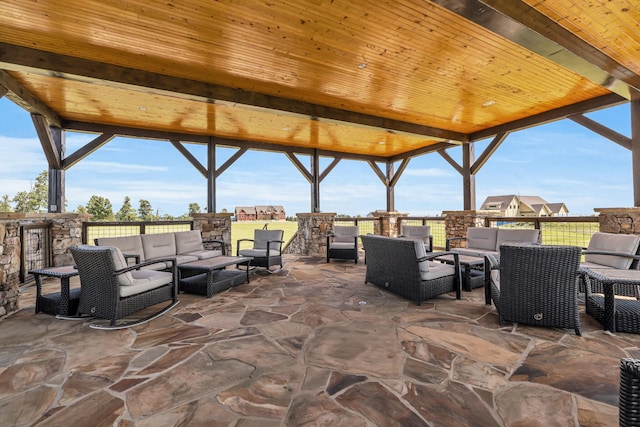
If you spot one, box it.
[29,265,79,278]
[178,256,253,271]
[437,253,485,266]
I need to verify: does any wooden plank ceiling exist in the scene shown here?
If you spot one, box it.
[0,0,638,160]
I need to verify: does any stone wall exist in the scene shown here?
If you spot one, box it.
[0,218,19,317]
[443,210,491,248]
[372,211,408,237]
[595,208,640,234]
[192,213,233,255]
[285,213,335,256]
[0,212,88,318]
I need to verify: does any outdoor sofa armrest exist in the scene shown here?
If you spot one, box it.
[417,250,458,263]
[582,250,640,261]
[236,238,255,254]
[123,253,141,265]
[446,236,467,251]
[484,254,499,305]
[203,238,226,255]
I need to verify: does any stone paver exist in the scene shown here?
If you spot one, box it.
[0,254,626,426]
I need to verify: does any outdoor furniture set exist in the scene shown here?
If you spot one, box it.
[32,229,285,329]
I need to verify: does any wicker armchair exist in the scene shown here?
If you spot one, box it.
[361,234,460,305]
[237,229,284,273]
[485,244,582,335]
[620,358,640,427]
[70,245,179,330]
[327,226,359,263]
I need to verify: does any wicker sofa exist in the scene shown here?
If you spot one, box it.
[95,230,224,270]
[361,234,461,305]
[446,227,540,257]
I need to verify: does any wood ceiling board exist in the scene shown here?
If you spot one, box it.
[11,72,441,157]
[525,0,640,76]
[0,2,612,127]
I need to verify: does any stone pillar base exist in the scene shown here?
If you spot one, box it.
[192,213,233,255]
[285,213,336,256]
[443,210,492,248]
[372,210,408,237]
[594,207,640,234]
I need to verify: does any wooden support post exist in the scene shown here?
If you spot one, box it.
[207,138,216,213]
[632,101,640,207]
[462,142,476,211]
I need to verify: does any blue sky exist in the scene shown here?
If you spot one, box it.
[0,96,633,217]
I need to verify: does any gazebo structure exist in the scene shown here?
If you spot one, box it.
[1,1,639,214]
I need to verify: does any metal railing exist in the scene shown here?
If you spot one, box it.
[483,216,600,248]
[83,220,193,244]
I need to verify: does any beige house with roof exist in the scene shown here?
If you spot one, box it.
[479,195,568,217]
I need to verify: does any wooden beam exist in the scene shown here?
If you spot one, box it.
[471,132,508,175]
[0,42,468,142]
[367,161,388,185]
[390,141,461,163]
[63,133,115,169]
[207,138,216,213]
[63,120,391,163]
[286,153,313,183]
[434,0,639,99]
[462,143,476,210]
[319,158,341,182]
[389,158,410,188]
[0,84,7,99]
[470,93,626,141]
[386,162,394,212]
[0,70,62,127]
[31,114,61,169]
[438,149,463,175]
[216,147,248,178]
[170,139,207,177]
[569,114,632,150]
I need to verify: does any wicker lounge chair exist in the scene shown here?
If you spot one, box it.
[327,225,359,263]
[361,234,461,305]
[70,245,179,330]
[620,358,640,427]
[580,232,640,294]
[399,225,433,252]
[485,244,582,335]
[237,229,284,273]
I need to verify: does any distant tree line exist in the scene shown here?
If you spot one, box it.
[0,170,211,221]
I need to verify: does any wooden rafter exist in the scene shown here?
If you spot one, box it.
[0,70,61,127]
[31,114,61,169]
[569,115,632,150]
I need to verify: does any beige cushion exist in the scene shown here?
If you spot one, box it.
[585,232,640,269]
[239,248,281,258]
[414,240,430,278]
[253,229,284,250]
[182,249,222,259]
[105,246,135,286]
[401,225,431,245]
[496,229,540,248]
[120,269,173,297]
[175,230,204,254]
[96,235,145,262]
[466,228,498,251]
[332,226,358,243]
[451,247,499,258]
[141,233,177,259]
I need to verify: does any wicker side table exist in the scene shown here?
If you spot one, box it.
[29,265,81,316]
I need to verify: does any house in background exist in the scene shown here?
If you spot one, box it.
[235,205,286,221]
[479,195,569,217]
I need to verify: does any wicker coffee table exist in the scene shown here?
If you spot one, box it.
[178,256,253,298]
[582,268,640,333]
[437,253,485,291]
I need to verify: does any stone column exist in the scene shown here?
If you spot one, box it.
[372,210,408,237]
[192,213,233,255]
[594,207,640,234]
[48,213,89,266]
[285,212,335,256]
[443,210,490,248]
[0,217,20,317]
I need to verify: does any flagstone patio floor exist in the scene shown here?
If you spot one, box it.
[1,254,635,426]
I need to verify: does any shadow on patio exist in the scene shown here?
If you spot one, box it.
[0,254,631,426]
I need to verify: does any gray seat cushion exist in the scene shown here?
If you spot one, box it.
[466,228,498,251]
[96,235,145,262]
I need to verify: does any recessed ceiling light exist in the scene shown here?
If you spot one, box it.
[282,127,291,131]
[357,63,367,69]
[138,106,148,111]
[482,100,496,107]
[378,141,386,145]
